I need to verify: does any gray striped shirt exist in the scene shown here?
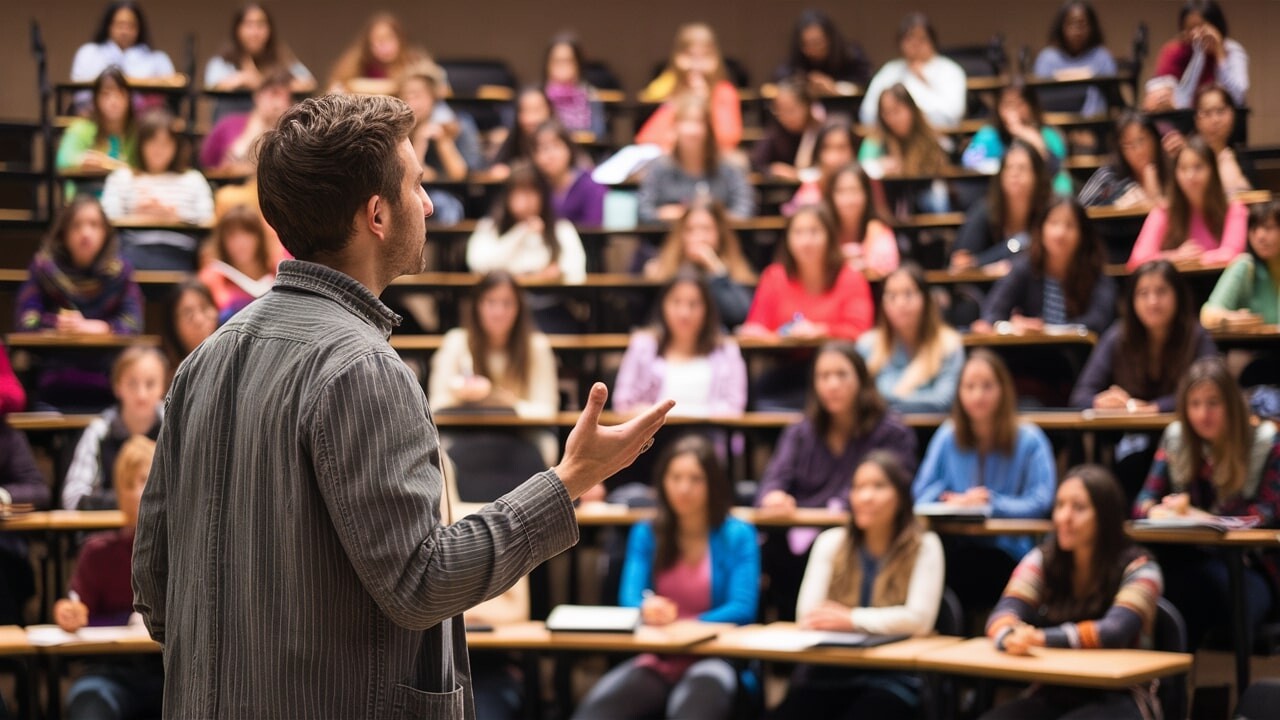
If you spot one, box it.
[133,259,579,719]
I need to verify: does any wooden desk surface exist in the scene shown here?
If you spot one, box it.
[694,624,960,669]
[1126,525,1280,547]
[0,510,126,533]
[4,333,162,349]
[0,625,31,656]
[918,637,1191,689]
[6,413,97,432]
[924,518,1053,537]
[465,620,727,653]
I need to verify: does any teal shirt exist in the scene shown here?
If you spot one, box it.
[962,125,1073,195]
[1204,254,1280,324]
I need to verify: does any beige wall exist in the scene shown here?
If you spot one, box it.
[3,0,1278,142]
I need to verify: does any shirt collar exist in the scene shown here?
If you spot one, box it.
[273,260,402,337]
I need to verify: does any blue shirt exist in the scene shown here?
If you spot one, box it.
[912,420,1056,559]
[855,331,965,414]
[1033,45,1118,117]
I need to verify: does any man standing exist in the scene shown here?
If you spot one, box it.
[133,94,672,719]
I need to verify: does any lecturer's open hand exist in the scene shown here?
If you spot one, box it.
[553,383,675,500]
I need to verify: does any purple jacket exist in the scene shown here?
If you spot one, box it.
[612,330,747,415]
[756,415,918,508]
[552,171,607,227]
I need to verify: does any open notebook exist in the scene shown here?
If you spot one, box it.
[545,605,642,634]
[914,503,991,522]
[1133,515,1262,533]
[730,628,910,652]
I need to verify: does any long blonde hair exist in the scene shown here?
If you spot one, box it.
[329,12,428,89]
[865,263,960,398]
[666,23,726,94]
[1171,358,1252,500]
[828,452,923,608]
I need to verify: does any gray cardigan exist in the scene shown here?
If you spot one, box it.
[637,156,755,223]
[133,260,579,719]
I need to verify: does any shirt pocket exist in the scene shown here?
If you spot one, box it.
[390,682,465,719]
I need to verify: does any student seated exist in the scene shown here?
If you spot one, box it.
[952,140,1052,273]
[975,196,1116,336]
[637,22,742,153]
[327,12,430,95]
[572,435,759,720]
[71,2,174,95]
[14,196,143,410]
[0,415,50,625]
[204,3,315,94]
[913,350,1056,611]
[532,121,607,228]
[859,12,967,130]
[614,271,747,417]
[773,9,871,93]
[1160,84,1254,196]
[467,162,586,284]
[1077,111,1167,209]
[857,83,952,215]
[822,163,899,278]
[489,88,554,180]
[1033,1,1118,116]
[756,343,918,620]
[101,109,214,271]
[159,279,218,373]
[962,80,1073,195]
[751,79,822,180]
[200,68,294,176]
[542,33,607,138]
[983,465,1164,720]
[741,205,873,342]
[198,205,277,321]
[637,96,754,224]
[857,263,964,413]
[63,347,166,511]
[57,68,138,197]
[784,120,856,214]
[1142,0,1246,112]
[54,436,163,720]
[1134,357,1279,651]
[397,63,468,225]
[1126,135,1247,270]
[771,452,944,720]
[1202,200,1280,327]
[642,199,755,329]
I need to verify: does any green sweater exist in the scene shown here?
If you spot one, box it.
[1204,254,1280,324]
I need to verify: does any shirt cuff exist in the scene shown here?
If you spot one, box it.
[497,469,580,563]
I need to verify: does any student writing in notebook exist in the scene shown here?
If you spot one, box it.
[772,452,944,719]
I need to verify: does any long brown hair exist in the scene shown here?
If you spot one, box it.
[463,271,536,393]
[779,204,843,290]
[135,109,187,174]
[208,204,270,277]
[807,342,889,440]
[1040,465,1141,623]
[649,198,755,283]
[987,139,1051,245]
[821,163,884,246]
[866,263,961,397]
[219,3,298,73]
[652,434,733,571]
[953,350,1018,454]
[1172,357,1253,499]
[1114,260,1199,401]
[91,67,136,149]
[328,12,427,88]
[828,451,924,608]
[1028,196,1105,317]
[42,195,121,271]
[1164,135,1228,252]
[875,84,948,176]
[651,271,723,357]
[671,95,720,174]
[492,162,561,261]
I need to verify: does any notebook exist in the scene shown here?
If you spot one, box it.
[545,605,641,634]
[914,503,991,522]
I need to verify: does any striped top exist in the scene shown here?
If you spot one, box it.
[986,547,1163,650]
[132,259,580,719]
[101,169,214,252]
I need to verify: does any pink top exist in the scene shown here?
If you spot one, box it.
[1126,201,1248,271]
[634,81,743,152]
[635,552,712,683]
[843,219,900,277]
[745,263,874,340]
[0,341,25,415]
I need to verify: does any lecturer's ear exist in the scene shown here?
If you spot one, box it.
[365,194,386,241]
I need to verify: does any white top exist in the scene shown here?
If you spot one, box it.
[427,327,559,418]
[795,526,944,636]
[466,218,586,283]
[203,56,315,89]
[71,41,175,82]
[101,169,214,224]
[859,55,969,129]
[659,357,714,417]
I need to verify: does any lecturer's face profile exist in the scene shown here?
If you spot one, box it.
[386,138,433,277]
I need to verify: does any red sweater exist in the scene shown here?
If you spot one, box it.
[70,530,136,626]
[0,342,25,415]
[745,263,874,340]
